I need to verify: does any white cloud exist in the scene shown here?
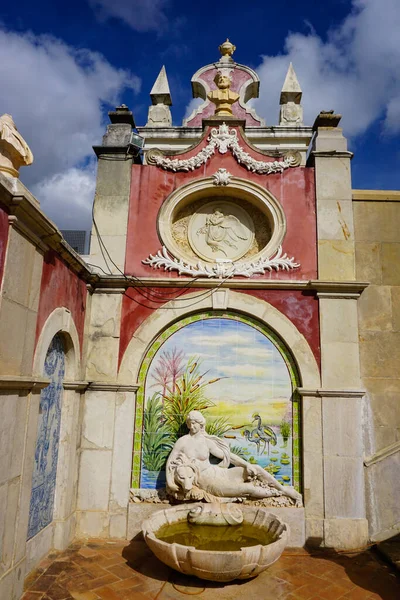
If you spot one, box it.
[31,163,96,231]
[0,28,140,229]
[235,346,273,358]
[219,364,272,378]
[183,97,203,122]
[253,0,400,137]
[88,0,170,32]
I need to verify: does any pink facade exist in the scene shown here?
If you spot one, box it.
[35,250,87,353]
[125,127,317,281]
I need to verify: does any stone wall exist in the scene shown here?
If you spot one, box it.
[0,173,90,599]
[353,190,400,541]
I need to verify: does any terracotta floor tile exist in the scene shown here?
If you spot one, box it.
[295,585,328,600]
[30,575,58,593]
[46,581,75,600]
[69,592,100,600]
[95,586,122,600]
[318,583,351,600]
[24,539,400,600]
[72,574,120,593]
[342,588,376,600]
[110,575,146,591]
[98,556,127,568]
[78,548,101,558]
[82,564,113,579]
[106,564,138,580]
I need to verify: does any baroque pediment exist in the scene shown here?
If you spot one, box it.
[146,123,301,175]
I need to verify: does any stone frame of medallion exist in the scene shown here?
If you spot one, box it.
[20,307,82,576]
[157,177,287,266]
[131,310,302,492]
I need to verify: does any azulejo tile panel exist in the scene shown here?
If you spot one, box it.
[132,311,301,492]
[27,333,65,540]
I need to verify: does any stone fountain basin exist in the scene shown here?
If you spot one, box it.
[142,503,289,582]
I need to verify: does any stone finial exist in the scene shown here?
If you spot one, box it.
[207,72,239,117]
[146,66,172,127]
[279,63,303,126]
[218,39,236,64]
[0,114,33,178]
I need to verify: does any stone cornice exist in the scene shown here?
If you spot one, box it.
[296,388,365,398]
[364,440,400,467]
[89,277,369,294]
[86,382,139,392]
[352,189,400,202]
[0,376,50,391]
[311,150,353,160]
[63,381,89,391]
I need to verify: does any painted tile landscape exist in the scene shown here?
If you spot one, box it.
[138,315,298,490]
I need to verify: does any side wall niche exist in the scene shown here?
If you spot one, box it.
[28,334,65,539]
[132,311,301,494]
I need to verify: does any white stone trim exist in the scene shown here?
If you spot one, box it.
[87,382,139,392]
[297,388,365,398]
[33,307,81,380]
[118,289,320,389]
[364,440,400,468]
[0,376,49,390]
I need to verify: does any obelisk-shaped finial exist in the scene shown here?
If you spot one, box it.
[146,66,172,127]
[279,63,303,126]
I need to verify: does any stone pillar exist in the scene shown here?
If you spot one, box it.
[76,383,137,539]
[52,383,85,550]
[311,112,368,549]
[89,105,140,275]
[77,289,138,538]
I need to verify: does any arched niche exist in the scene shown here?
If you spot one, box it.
[33,307,80,380]
[27,307,81,545]
[119,290,320,389]
[118,291,320,497]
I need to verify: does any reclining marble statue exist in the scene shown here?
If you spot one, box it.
[166,410,302,506]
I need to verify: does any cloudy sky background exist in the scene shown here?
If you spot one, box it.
[1,0,399,231]
[146,318,292,426]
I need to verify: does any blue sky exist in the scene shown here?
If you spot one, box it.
[1,0,399,230]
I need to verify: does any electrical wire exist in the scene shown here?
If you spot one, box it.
[90,212,233,310]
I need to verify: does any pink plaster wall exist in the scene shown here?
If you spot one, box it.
[35,251,87,354]
[126,127,317,281]
[0,204,9,288]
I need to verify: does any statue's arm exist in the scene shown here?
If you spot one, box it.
[206,438,249,469]
[165,440,184,492]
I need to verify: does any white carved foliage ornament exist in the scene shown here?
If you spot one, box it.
[146,123,301,174]
[142,246,300,279]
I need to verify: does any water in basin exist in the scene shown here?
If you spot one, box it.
[155,520,276,552]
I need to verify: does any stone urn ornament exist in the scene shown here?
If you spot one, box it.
[0,114,33,177]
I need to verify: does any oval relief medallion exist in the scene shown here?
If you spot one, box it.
[188,201,255,262]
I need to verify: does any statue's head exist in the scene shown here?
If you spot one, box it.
[214,72,231,90]
[174,463,198,493]
[186,410,206,430]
